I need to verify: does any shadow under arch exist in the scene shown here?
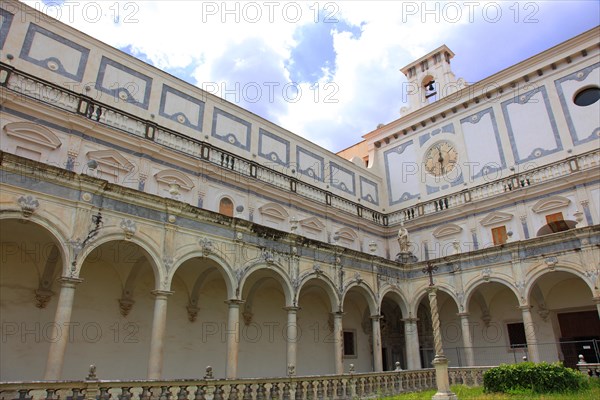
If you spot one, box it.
[341,281,378,315]
[409,284,459,317]
[524,262,596,301]
[379,286,410,318]
[168,250,236,299]
[296,274,339,311]
[464,277,522,312]
[72,231,163,289]
[0,213,70,275]
[238,262,294,306]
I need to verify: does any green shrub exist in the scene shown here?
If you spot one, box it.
[483,362,590,394]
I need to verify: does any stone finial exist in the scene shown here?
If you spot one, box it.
[394,361,402,371]
[349,364,355,374]
[522,355,528,362]
[204,366,214,379]
[578,354,586,364]
[86,364,97,380]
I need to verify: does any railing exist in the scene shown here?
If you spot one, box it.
[387,150,600,225]
[2,63,599,228]
[1,64,385,226]
[0,366,490,400]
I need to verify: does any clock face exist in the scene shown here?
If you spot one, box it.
[424,141,458,177]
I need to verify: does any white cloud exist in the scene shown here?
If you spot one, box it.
[25,1,599,152]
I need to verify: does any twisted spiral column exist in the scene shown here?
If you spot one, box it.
[427,287,444,357]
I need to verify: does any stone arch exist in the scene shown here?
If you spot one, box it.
[238,262,294,307]
[464,277,521,311]
[0,212,71,276]
[296,274,339,311]
[379,286,410,318]
[410,284,459,317]
[342,281,378,315]
[524,261,595,301]
[73,232,163,289]
[168,250,236,299]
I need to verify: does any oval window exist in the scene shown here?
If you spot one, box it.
[573,87,600,107]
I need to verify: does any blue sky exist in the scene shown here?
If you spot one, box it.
[34,1,600,152]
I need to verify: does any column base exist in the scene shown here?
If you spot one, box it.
[432,392,458,400]
[431,355,458,400]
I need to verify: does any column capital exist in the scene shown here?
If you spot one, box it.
[58,276,84,287]
[591,296,600,305]
[284,306,301,312]
[518,305,532,312]
[457,312,471,318]
[331,310,344,317]
[225,299,245,306]
[151,289,173,299]
[370,314,383,321]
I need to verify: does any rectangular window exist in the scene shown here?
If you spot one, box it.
[343,330,356,357]
[491,226,507,245]
[507,322,527,349]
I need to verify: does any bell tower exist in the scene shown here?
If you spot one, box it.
[400,45,466,114]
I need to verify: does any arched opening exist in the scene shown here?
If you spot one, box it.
[238,268,289,377]
[380,293,408,370]
[297,278,338,375]
[465,282,524,366]
[0,219,64,381]
[342,286,376,372]
[63,240,157,379]
[528,270,599,368]
[164,257,231,378]
[219,197,234,217]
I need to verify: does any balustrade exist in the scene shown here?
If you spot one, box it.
[3,67,599,228]
[0,366,491,400]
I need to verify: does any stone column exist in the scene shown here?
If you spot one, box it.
[147,290,172,379]
[428,287,457,400]
[520,305,540,362]
[371,315,383,372]
[284,306,300,375]
[44,276,83,380]
[457,312,475,366]
[402,318,421,370]
[226,299,244,379]
[332,311,344,374]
